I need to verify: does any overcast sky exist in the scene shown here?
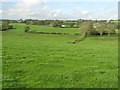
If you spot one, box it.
[0,0,119,20]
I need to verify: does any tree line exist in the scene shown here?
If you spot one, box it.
[21,19,118,36]
[0,19,118,37]
[80,21,117,37]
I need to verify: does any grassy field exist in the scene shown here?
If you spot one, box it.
[0,31,2,89]
[2,23,118,88]
[29,25,80,35]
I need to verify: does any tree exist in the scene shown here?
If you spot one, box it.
[2,21,9,31]
[52,20,63,27]
[1,20,10,31]
[80,21,93,37]
[97,22,106,36]
[106,23,115,36]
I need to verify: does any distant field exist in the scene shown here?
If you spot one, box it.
[29,25,80,35]
[111,20,119,23]
[2,23,118,88]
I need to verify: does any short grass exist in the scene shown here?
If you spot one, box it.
[2,23,118,88]
[0,31,2,89]
[30,25,80,34]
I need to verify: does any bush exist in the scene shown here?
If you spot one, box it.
[24,26,30,32]
[8,25,13,29]
[0,25,2,31]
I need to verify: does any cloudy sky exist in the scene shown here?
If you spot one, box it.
[0,0,119,20]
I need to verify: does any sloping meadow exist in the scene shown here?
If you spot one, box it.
[2,23,118,88]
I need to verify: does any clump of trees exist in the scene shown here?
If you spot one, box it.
[22,19,53,26]
[105,23,115,36]
[80,21,116,37]
[80,21,93,37]
[52,20,63,27]
[0,20,13,31]
[15,19,84,28]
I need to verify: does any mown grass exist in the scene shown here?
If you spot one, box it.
[2,23,118,88]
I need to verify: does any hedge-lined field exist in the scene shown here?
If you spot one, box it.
[2,23,118,88]
[29,25,80,35]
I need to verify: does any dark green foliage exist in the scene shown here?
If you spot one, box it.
[8,25,13,29]
[52,20,63,27]
[24,26,30,32]
[22,19,53,26]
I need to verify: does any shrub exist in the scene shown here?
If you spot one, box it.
[24,26,30,32]
[8,25,13,29]
[0,25,2,31]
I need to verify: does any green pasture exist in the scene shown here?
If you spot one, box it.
[2,23,118,88]
[30,25,80,34]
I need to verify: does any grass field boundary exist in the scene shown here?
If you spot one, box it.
[27,31,71,35]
